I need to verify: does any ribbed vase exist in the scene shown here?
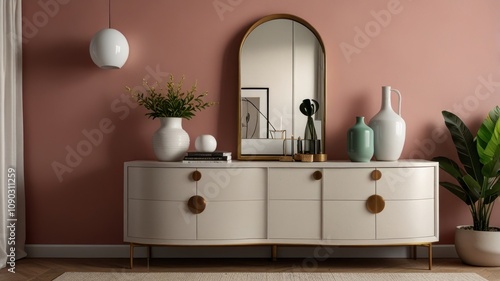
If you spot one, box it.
[347,116,374,162]
[152,117,190,161]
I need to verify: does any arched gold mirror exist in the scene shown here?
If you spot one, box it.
[238,14,326,160]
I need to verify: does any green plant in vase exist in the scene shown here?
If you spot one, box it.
[127,74,215,120]
[126,74,216,162]
[299,99,319,153]
[432,106,500,231]
[431,106,500,266]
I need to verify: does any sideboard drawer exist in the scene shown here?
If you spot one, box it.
[127,167,195,200]
[197,200,266,239]
[197,168,266,201]
[128,199,196,240]
[377,199,436,239]
[324,201,375,240]
[377,167,435,200]
[269,200,321,239]
[323,168,374,200]
[269,168,321,200]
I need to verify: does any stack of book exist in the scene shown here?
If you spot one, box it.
[182,151,232,163]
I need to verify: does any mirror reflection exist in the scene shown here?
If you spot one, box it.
[238,15,326,160]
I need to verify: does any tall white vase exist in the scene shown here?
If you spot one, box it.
[152,117,190,161]
[368,86,406,161]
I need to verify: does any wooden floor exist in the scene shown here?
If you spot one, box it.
[1,258,499,281]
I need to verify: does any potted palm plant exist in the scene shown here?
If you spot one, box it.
[432,106,500,266]
[127,74,215,161]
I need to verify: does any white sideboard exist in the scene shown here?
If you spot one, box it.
[124,160,439,269]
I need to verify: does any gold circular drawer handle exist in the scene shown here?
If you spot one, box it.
[192,171,202,181]
[371,170,382,181]
[366,194,385,214]
[312,171,322,180]
[187,195,206,214]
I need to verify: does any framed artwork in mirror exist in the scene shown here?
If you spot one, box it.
[241,88,269,139]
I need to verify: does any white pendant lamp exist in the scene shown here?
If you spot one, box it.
[89,0,129,69]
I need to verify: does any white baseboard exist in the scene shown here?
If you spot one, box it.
[25,244,458,259]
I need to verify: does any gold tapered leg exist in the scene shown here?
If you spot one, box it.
[411,245,417,260]
[147,246,151,268]
[428,244,433,270]
[129,243,134,269]
[272,245,277,261]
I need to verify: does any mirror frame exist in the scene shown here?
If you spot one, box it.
[237,14,327,160]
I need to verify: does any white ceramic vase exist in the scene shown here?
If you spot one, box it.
[455,225,500,266]
[152,117,190,161]
[369,86,406,161]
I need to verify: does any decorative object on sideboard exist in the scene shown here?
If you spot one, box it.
[432,106,500,266]
[279,98,326,162]
[127,74,215,161]
[279,136,327,162]
[89,0,129,69]
[299,99,320,154]
[183,151,232,163]
[347,116,374,162]
[152,117,189,161]
[195,134,217,152]
[369,86,406,161]
[182,150,232,164]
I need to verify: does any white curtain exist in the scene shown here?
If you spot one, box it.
[0,0,27,269]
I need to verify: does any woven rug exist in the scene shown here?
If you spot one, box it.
[54,272,488,281]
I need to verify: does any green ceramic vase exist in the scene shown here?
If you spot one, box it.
[347,116,374,162]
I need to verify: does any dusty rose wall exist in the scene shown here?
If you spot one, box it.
[22,0,500,245]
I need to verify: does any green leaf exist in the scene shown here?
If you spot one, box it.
[442,110,483,185]
[432,156,465,179]
[485,179,500,204]
[477,106,500,165]
[462,174,481,203]
[126,74,214,120]
[439,181,470,204]
[482,145,500,178]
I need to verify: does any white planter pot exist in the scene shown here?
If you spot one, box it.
[455,225,500,266]
[152,117,190,161]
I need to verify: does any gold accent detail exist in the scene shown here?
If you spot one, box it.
[371,170,382,181]
[272,245,277,261]
[129,243,134,269]
[192,171,202,181]
[188,195,206,214]
[313,154,327,162]
[279,156,294,162]
[301,154,314,162]
[313,171,322,180]
[366,194,385,214]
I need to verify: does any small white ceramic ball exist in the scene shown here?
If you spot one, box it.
[195,134,217,152]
